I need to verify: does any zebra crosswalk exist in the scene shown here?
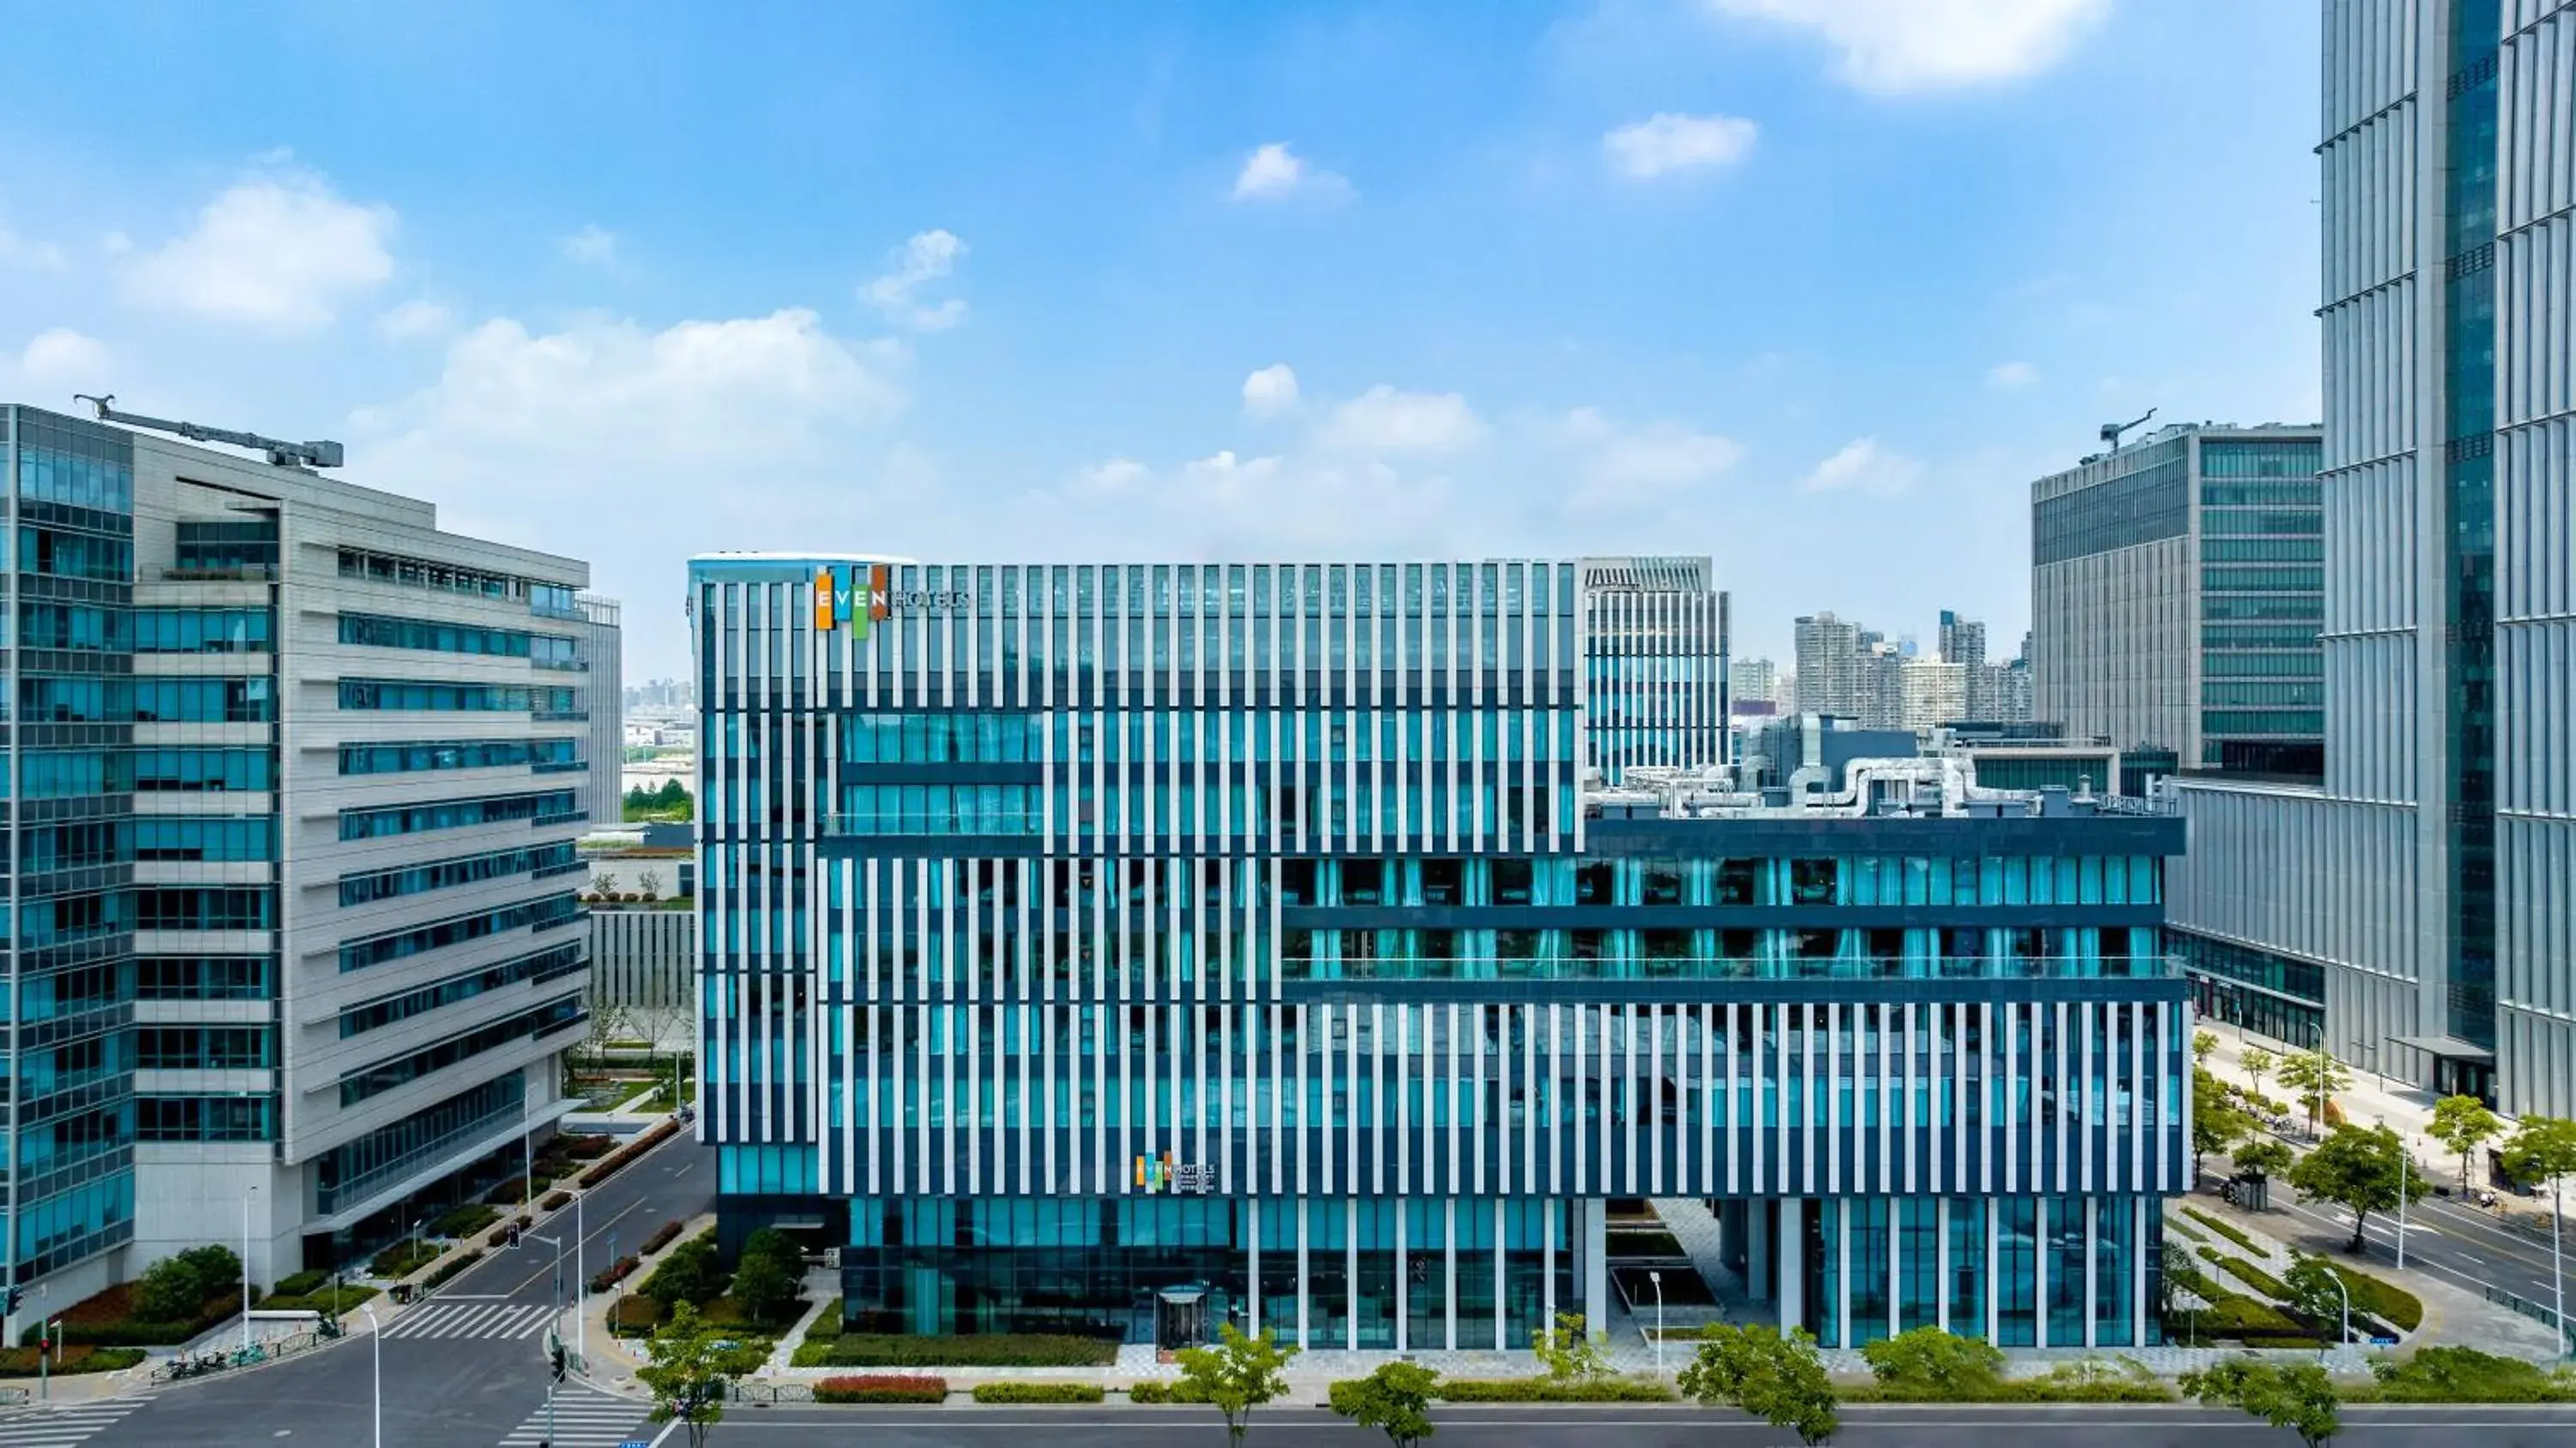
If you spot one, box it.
[497,1385,649,1447]
[380,1301,561,1341]
[0,1394,153,1448]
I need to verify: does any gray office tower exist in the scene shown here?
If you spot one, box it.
[2168,0,2573,1113]
[3,402,607,1323]
[2030,423,2325,771]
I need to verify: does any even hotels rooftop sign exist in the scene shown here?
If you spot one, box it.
[812,564,972,635]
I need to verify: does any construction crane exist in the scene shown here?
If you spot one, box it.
[72,394,343,469]
[2098,407,2157,453]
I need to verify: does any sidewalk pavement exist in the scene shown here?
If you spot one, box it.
[2199,1027,2555,1226]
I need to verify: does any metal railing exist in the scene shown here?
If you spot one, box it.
[2482,1285,2576,1352]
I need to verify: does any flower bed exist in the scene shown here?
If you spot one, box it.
[608,1294,665,1336]
[29,1283,239,1348]
[541,1190,572,1213]
[972,1382,1103,1404]
[578,1119,681,1189]
[638,1220,684,1256]
[816,1374,948,1404]
[589,1256,641,1294]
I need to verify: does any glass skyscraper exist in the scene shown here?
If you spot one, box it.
[693,553,2189,1350]
[2169,0,2573,1114]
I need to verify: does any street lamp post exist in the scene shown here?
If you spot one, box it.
[2551,1173,2567,1361]
[1649,1270,1664,1371]
[241,1186,256,1355]
[2397,1131,2411,1271]
[360,1302,382,1448]
[2323,1270,2349,1364]
[573,1189,586,1365]
[534,1233,563,1448]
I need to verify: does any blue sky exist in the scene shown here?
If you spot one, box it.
[0,0,2322,679]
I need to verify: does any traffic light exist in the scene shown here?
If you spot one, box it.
[507,1225,522,1249]
[549,1339,568,1384]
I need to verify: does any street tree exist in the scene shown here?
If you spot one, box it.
[1174,1323,1298,1446]
[2501,1115,2576,1347]
[2429,1095,2505,1193]
[1531,1312,1609,1380]
[2180,1355,2341,1446]
[1678,1323,1840,1445]
[728,1228,801,1323]
[2275,1049,2353,1130]
[2282,1254,2348,1353]
[2194,1029,2219,1065]
[637,1301,764,1448]
[2192,1067,2254,1189]
[1327,1360,1440,1448]
[637,868,665,901]
[2233,1137,2295,1187]
[592,870,621,900]
[2242,1047,2277,1106]
[2287,1123,2428,1252]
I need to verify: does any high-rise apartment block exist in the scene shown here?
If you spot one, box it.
[2031,423,2325,770]
[1729,657,1779,711]
[2167,0,2573,1112]
[1577,556,1728,780]
[3,402,605,1313]
[692,553,2190,1353]
[1899,659,1966,730]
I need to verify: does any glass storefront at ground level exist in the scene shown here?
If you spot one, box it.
[842,1195,1571,1348]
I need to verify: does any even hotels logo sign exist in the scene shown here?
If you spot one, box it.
[814,564,970,633]
[815,564,890,636]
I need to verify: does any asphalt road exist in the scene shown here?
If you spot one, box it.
[2238,1171,2572,1331]
[92,1129,714,1448]
[689,1402,2576,1446]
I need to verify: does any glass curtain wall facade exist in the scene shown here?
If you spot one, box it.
[3,407,142,1287]
[1577,557,1728,782]
[694,554,2188,1351]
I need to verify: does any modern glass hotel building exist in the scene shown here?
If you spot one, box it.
[692,554,2190,1351]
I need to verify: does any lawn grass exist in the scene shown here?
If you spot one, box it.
[2181,1206,2262,1254]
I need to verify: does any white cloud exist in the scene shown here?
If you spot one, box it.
[1230,143,1354,204]
[1988,360,2040,390]
[348,306,913,687]
[1560,408,1744,511]
[1710,0,2108,94]
[376,299,453,343]
[1317,386,1485,453]
[19,328,111,386]
[861,229,969,332]
[1031,450,1454,559]
[1602,113,1759,179]
[1241,363,1300,417]
[561,225,618,266]
[123,172,397,332]
[0,221,67,271]
[1799,437,1923,496]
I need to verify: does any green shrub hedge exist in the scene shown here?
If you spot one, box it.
[369,1240,442,1278]
[433,1205,501,1239]
[1127,1380,1211,1404]
[1435,1377,1675,1402]
[2360,1347,2576,1402]
[0,1345,147,1377]
[971,1382,1104,1403]
[2331,1262,2423,1333]
[259,1285,380,1315]
[639,1220,685,1256]
[578,1119,681,1189]
[2165,1217,2208,1244]
[797,1332,1119,1368]
[2181,1207,2261,1254]
[816,1373,947,1403]
[2202,1250,2288,1299]
[422,1250,483,1290]
[271,1269,332,1299]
